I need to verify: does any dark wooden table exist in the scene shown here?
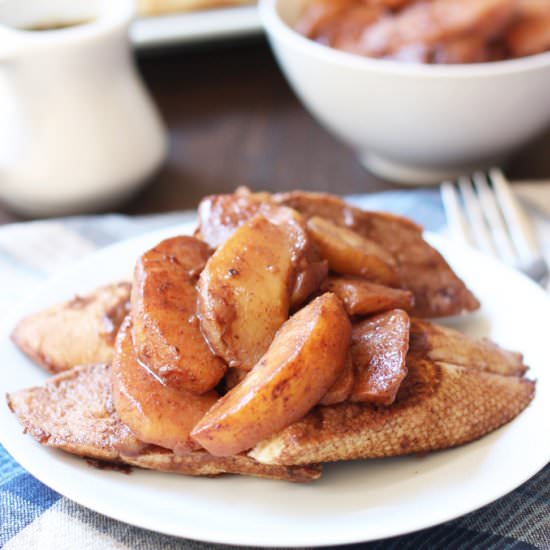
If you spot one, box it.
[1,36,549,225]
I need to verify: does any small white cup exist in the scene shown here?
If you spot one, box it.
[0,0,168,216]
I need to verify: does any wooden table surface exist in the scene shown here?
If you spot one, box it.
[1,36,550,225]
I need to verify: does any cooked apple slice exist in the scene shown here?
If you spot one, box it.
[322,276,414,316]
[132,236,226,394]
[350,309,410,405]
[196,187,272,248]
[198,215,295,371]
[265,202,329,307]
[196,189,327,308]
[319,350,354,406]
[191,293,351,456]
[112,318,218,454]
[306,216,400,286]
[290,258,328,308]
[197,187,303,253]
[255,203,328,307]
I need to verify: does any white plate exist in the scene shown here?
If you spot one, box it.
[1,223,549,547]
[131,5,262,49]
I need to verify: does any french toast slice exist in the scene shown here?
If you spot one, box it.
[11,282,131,374]
[409,318,527,376]
[249,356,535,466]
[122,448,320,482]
[7,363,143,460]
[6,364,321,482]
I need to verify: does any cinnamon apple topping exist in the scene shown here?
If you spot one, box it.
[8,189,535,481]
[295,0,550,64]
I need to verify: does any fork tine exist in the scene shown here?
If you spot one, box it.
[490,168,539,264]
[457,176,496,257]
[472,171,518,266]
[441,181,472,246]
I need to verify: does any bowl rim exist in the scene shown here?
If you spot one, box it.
[259,0,550,78]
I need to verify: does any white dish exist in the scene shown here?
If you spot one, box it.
[260,0,550,184]
[131,5,261,49]
[1,222,549,546]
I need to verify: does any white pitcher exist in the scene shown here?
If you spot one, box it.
[0,0,167,216]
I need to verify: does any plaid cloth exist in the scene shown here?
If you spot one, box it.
[1,189,549,550]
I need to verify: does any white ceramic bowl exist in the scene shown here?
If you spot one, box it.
[260,0,550,184]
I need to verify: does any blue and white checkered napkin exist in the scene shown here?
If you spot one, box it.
[1,189,549,550]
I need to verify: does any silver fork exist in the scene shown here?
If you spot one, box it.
[441,168,549,286]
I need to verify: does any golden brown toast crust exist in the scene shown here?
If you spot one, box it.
[123,448,321,482]
[7,363,143,460]
[249,357,535,465]
[11,282,131,374]
[7,364,321,482]
[409,318,527,376]
[274,191,480,318]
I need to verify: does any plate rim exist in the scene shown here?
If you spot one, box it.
[1,224,549,546]
[131,5,262,49]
